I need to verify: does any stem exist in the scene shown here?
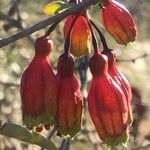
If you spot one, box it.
[90,19,109,50]
[86,18,99,54]
[45,21,60,37]
[59,139,70,150]
[64,15,78,55]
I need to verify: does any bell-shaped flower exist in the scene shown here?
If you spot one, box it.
[56,53,83,138]
[102,0,138,44]
[102,50,133,124]
[20,36,57,131]
[88,52,129,148]
[64,14,91,57]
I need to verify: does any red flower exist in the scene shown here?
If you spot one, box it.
[102,0,138,44]
[56,53,83,138]
[103,50,133,124]
[88,52,129,148]
[64,14,91,57]
[20,36,57,131]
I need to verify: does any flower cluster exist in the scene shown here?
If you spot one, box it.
[20,0,138,148]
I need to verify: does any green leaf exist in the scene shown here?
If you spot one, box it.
[43,1,74,15]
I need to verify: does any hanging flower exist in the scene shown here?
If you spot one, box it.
[88,52,129,148]
[102,0,138,45]
[56,53,83,138]
[102,50,133,124]
[20,36,57,131]
[64,14,91,57]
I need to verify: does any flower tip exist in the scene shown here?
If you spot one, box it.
[103,131,129,149]
[44,123,51,130]
[35,126,43,132]
[35,36,53,56]
[57,53,75,77]
[127,41,136,47]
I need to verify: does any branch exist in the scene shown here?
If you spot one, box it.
[0,13,20,27]
[131,144,150,150]
[0,81,19,87]
[0,120,57,150]
[59,139,70,150]
[0,0,99,48]
[117,53,150,63]
[0,0,34,45]
[0,11,35,45]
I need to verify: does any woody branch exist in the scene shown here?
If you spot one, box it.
[0,0,101,48]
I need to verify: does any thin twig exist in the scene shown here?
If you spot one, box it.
[0,12,34,45]
[117,53,149,63]
[131,144,150,150]
[0,81,19,87]
[59,139,70,150]
[0,0,99,48]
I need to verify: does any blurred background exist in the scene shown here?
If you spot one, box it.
[0,0,150,149]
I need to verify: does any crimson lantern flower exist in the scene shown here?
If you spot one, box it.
[64,14,91,57]
[56,53,83,138]
[20,36,57,131]
[102,0,138,45]
[102,50,133,125]
[88,52,129,148]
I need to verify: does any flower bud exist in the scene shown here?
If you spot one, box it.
[20,36,57,131]
[56,53,83,138]
[57,54,75,77]
[102,0,138,45]
[35,36,53,56]
[88,52,129,148]
[64,14,91,57]
[102,50,133,124]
